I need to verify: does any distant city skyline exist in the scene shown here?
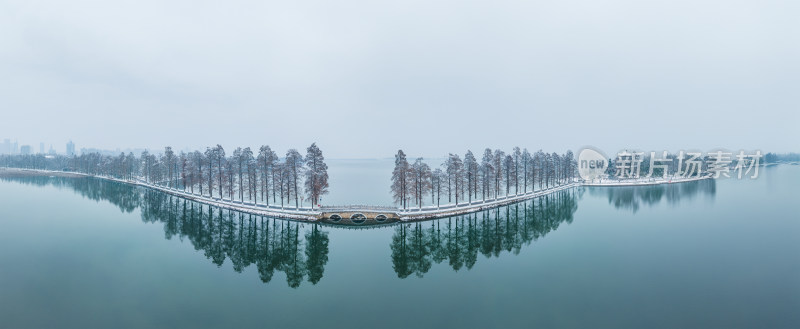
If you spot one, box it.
[1,138,75,155]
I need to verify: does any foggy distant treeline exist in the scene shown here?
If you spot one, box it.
[764,152,800,163]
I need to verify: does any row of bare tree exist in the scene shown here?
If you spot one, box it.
[7,143,329,209]
[392,148,576,209]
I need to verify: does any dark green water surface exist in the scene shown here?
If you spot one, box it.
[0,165,797,328]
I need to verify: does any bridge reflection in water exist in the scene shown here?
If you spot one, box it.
[0,175,715,287]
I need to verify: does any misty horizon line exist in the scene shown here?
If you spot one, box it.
[2,138,796,160]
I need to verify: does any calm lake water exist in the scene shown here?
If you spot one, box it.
[0,163,798,328]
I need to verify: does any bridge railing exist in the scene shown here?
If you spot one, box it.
[320,205,398,211]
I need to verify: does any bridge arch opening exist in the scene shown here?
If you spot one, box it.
[329,214,342,221]
[375,214,388,222]
[350,213,366,224]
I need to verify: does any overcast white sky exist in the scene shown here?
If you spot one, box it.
[1,0,798,158]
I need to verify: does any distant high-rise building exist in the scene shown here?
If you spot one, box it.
[48,144,56,155]
[66,140,75,157]
[1,139,9,155]
[20,145,32,155]
[12,141,18,155]
[39,143,44,154]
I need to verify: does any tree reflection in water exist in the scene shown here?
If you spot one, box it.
[391,189,582,278]
[142,189,331,288]
[1,175,142,213]
[589,179,716,213]
[3,176,597,284]
[2,176,329,288]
